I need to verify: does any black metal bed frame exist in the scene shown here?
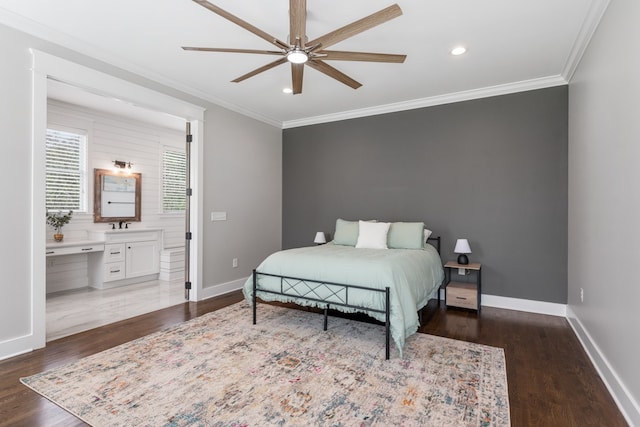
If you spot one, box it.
[252,236,441,360]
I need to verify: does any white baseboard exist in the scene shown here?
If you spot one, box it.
[437,290,566,316]
[199,277,247,301]
[566,306,639,427]
[481,294,567,317]
[0,334,34,361]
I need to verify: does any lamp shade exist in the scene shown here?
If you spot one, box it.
[454,239,472,254]
[314,232,326,244]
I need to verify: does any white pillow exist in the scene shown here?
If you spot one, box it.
[423,228,433,249]
[356,221,391,249]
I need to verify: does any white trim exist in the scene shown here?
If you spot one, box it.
[31,60,47,351]
[282,75,568,129]
[566,306,640,427]
[0,334,34,361]
[481,294,567,317]
[199,277,247,301]
[32,51,204,121]
[28,50,207,355]
[561,0,612,81]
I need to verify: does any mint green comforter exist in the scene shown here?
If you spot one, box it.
[243,243,444,357]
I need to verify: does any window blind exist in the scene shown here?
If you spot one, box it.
[162,148,186,212]
[46,128,86,211]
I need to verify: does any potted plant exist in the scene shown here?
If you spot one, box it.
[46,210,73,242]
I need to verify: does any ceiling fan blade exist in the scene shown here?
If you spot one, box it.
[318,50,406,63]
[231,57,288,83]
[289,0,306,48]
[307,4,402,51]
[192,0,289,49]
[306,60,362,89]
[291,63,304,94]
[182,47,283,55]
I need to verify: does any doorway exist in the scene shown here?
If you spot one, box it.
[31,50,206,349]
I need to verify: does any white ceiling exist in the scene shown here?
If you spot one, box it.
[0,0,608,128]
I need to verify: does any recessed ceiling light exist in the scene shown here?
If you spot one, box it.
[451,46,467,56]
[282,88,293,94]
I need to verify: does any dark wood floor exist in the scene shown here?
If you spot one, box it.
[0,291,627,426]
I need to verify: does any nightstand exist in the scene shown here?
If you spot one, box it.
[444,261,482,312]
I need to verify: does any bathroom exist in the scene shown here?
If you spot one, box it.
[45,80,187,341]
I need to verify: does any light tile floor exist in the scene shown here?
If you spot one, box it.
[46,279,186,341]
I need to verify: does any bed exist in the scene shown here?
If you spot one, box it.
[243,220,445,359]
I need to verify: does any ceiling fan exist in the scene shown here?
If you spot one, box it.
[182,0,406,94]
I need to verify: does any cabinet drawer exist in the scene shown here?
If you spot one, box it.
[104,244,125,262]
[46,244,104,256]
[104,261,126,282]
[447,282,478,310]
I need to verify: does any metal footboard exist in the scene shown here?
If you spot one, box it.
[252,270,391,360]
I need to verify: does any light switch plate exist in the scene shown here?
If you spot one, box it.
[211,211,227,221]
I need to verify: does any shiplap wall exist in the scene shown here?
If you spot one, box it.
[46,99,185,293]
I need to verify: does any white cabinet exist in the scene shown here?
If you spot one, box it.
[125,240,160,278]
[89,229,161,288]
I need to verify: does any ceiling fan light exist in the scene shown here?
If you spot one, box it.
[287,50,308,64]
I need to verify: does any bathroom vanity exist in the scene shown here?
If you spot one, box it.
[46,228,162,290]
[88,229,162,288]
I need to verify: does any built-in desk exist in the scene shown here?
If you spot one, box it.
[46,240,106,290]
[46,240,105,257]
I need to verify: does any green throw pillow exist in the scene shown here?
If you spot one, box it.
[387,222,425,249]
[333,219,359,246]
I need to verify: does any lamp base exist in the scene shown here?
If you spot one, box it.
[457,253,469,265]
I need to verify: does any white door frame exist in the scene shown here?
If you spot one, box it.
[30,50,206,349]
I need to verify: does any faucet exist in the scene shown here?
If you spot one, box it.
[118,221,124,229]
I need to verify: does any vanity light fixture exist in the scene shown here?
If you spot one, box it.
[112,160,133,174]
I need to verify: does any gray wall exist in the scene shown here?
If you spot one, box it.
[203,105,282,287]
[283,86,568,304]
[568,0,640,422]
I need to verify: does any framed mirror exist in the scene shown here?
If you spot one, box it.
[94,168,141,223]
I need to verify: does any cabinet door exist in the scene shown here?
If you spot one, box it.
[125,240,160,278]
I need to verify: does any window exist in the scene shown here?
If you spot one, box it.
[46,127,87,211]
[162,148,186,212]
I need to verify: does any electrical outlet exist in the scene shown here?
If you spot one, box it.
[580,288,584,303]
[232,258,238,268]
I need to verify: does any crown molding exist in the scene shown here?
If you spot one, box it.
[282,75,568,129]
[561,0,611,81]
[1,3,600,131]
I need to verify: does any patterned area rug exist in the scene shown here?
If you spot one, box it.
[22,302,510,426]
